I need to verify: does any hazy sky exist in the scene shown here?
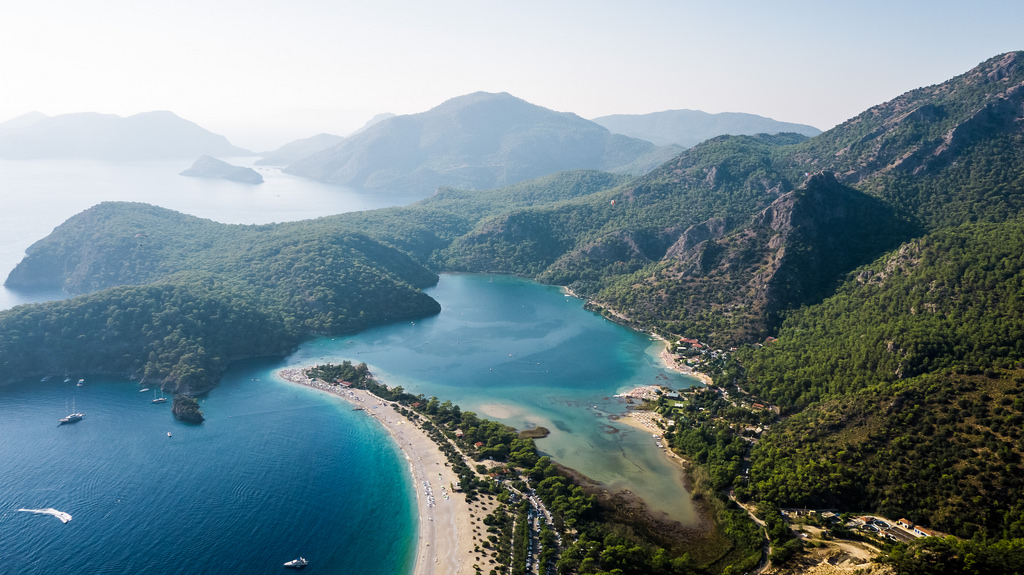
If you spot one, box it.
[1,0,1021,150]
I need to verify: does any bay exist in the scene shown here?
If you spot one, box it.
[0,364,416,575]
[0,158,702,573]
[0,274,699,574]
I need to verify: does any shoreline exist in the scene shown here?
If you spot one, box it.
[277,368,483,575]
[617,410,690,468]
[561,286,714,387]
[658,347,714,386]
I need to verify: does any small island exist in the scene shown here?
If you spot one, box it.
[172,395,205,423]
[180,155,263,184]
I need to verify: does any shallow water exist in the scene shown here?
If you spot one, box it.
[286,273,701,523]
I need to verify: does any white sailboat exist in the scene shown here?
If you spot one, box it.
[152,388,167,403]
[59,396,84,425]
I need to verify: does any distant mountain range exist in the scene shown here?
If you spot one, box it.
[0,111,250,161]
[591,109,822,147]
[282,92,683,194]
[256,133,345,166]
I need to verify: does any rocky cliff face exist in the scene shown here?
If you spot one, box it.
[794,52,1024,190]
[598,173,910,343]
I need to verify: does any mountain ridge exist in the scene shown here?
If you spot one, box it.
[592,109,821,147]
[0,110,251,161]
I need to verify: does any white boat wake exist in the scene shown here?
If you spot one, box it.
[18,508,72,523]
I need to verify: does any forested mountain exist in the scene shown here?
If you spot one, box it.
[790,51,1024,230]
[592,109,821,147]
[2,203,440,392]
[0,111,250,160]
[739,220,1024,539]
[283,92,680,195]
[0,170,626,392]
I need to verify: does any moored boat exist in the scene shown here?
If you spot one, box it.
[58,412,84,425]
[59,397,84,425]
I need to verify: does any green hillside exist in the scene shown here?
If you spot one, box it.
[737,219,1024,538]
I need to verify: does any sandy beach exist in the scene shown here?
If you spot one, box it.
[278,368,490,575]
[659,348,714,386]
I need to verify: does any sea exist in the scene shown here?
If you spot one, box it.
[0,158,699,574]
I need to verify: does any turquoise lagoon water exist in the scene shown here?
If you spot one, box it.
[287,273,702,523]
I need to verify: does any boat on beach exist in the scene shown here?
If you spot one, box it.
[284,557,308,568]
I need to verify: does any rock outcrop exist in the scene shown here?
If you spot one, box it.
[172,395,205,423]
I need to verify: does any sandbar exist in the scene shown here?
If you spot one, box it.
[278,368,489,575]
[618,410,689,467]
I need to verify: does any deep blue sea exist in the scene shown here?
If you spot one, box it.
[0,363,416,575]
[0,159,701,574]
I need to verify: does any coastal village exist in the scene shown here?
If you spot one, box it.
[625,336,946,573]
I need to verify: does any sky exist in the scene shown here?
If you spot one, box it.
[1,0,1021,150]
